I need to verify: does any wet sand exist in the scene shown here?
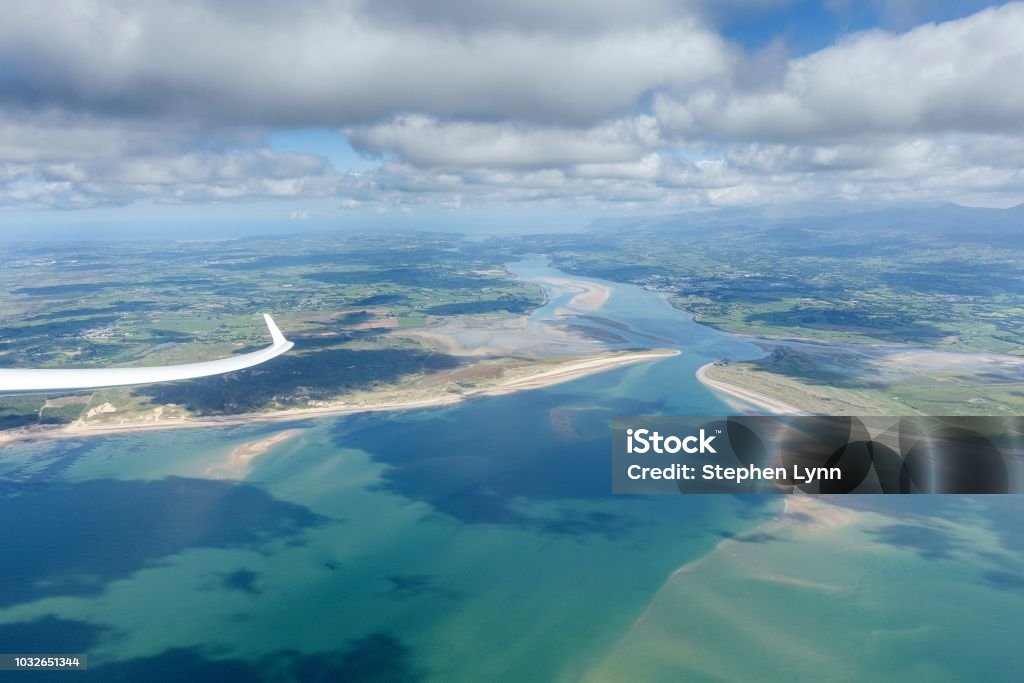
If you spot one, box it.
[695,362,802,414]
[533,276,612,310]
[205,428,303,478]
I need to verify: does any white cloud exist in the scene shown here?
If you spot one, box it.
[654,3,1024,141]
[0,0,732,126]
[0,113,345,209]
[1,1,1023,212]
[346,115,661,169]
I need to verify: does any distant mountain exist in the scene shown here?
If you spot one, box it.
[589,203,1024,239]
[780,203,1024,235]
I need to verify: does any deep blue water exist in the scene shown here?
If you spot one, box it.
[0,258,780,681]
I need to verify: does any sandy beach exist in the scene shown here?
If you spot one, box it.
[206,428,303,478]
[695,362,802,414]
[0,349,678,446]
[533,275,611,310]
[484,351,674,392]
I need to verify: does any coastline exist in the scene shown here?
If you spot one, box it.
[695,362,802,415]
[0,349,678,446]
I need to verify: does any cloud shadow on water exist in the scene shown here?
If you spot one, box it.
[220,569,262,596]
[0,476,327,609]
[866,523,960,560]
[381,574,460,602]
[714,529,785,544]
[330,392,720,539]
[0,616,108,654]
[76,634,423,682]
[332,405,642,537]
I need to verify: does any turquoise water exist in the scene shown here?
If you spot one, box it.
[0,258,776,680]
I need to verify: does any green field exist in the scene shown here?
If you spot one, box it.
[513,215,1024,354]
[0,232,543,429]
[5,210,1024,428]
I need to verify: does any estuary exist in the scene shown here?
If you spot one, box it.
[2,258,1022,681]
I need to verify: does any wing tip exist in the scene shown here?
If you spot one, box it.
[263,313,289,347]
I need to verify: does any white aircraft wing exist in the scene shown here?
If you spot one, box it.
[0,314,293,395]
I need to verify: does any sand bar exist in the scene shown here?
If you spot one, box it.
[533,276,612,310]
[206,428,303,478]
[696,362,802,415]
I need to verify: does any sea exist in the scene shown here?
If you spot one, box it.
[0,257,1021,681]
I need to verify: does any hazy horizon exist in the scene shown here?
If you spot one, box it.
[3,1,1024,234]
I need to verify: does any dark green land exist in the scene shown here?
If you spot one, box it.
[0,232,543,430]
[4,204,1024,427]
[513,205,1024,353]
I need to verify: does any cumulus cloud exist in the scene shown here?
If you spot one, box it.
[345,115,662,169]
[654,3,1024,141]
[0,111,344,209]
[0,0,732,126]
[0,0,1023,212]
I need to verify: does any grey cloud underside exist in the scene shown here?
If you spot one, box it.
[1,0,1023,210]
[0,1,731,126]
[2,1,1017,132]
[0,315,293,395]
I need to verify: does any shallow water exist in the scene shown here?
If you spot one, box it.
[0,258,777,680]
[3,258,1023,680]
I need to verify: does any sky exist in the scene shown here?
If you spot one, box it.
[1,0,1022,235]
